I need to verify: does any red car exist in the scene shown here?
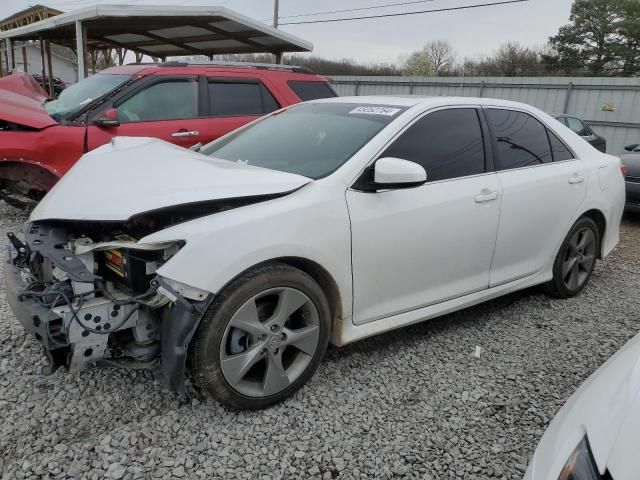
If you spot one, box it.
[0,62,336,205]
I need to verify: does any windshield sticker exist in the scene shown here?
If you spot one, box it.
[349,106,402,116]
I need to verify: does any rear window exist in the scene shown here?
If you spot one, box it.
[288,81,338,101]
[208,80,280,117]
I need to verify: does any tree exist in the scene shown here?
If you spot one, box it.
[403,40,455,76]
[492,42,543,76]
[461,42,545,76]
[177,53,402,76]
[425,40,456,74]
[403,50,435,76]
[549,0,640,76]
[616,0,640,75]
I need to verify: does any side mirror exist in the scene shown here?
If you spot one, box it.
[624,144,640,152]
[95,108,120,128]
[373,157,427,189]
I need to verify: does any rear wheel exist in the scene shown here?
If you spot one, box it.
[545,217,599,298]
[190,263,330,410]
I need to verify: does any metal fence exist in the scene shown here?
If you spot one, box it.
[332,76,640,155]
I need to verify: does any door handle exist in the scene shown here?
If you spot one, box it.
[568,173,585,184]
[171,130,199,138]
[474,190,499,203]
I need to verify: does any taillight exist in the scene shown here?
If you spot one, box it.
[621,164,628,177]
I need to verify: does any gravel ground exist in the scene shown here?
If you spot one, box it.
[1,204,639,480]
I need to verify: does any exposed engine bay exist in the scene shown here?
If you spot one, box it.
[5,218,214,392]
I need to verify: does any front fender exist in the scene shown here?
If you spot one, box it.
[140,183,354,320]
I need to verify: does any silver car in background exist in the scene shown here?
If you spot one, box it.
[620,144,640,212]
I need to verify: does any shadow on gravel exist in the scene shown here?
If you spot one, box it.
[623,211,640,225]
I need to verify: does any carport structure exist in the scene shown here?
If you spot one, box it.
[0,4,312,92]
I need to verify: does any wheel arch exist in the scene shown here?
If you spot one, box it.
[274,256,343,325]
[580,208,606,258]
[0,159,60,197]
[216,256,344,333]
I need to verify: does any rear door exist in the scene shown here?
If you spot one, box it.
[198,76,281,145]
[486,108,587,286]
[87,74,212,150]
[287,80,338,101]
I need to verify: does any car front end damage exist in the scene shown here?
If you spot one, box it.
[4,219,213,393]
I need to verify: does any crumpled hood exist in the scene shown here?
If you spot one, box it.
[529,333,640,480]
[31,137,312,221]
[0,72,56,129]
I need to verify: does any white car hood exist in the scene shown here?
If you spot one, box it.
[31,137,312,222]
[528,333,640,480]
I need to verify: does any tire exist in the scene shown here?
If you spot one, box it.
[544,217,600,298]
[190,262,331,410]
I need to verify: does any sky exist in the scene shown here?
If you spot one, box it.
[0,0,575,64]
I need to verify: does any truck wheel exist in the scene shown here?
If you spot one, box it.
[190,262,331,410]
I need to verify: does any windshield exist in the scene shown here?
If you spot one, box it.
[45,73,130,120]
[202,103,405,179]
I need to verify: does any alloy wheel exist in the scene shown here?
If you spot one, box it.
[562,227,596,291]
[220,287,321,398]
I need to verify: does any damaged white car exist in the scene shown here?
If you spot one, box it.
[5,97,625,409]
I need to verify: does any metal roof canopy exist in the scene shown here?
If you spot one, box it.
[1,4,312,79]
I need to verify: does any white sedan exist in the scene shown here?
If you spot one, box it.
[524,333,640,480]
[5,96,625,409]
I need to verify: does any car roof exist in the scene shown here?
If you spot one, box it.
[100,63,329,80]
[311,95,545,111]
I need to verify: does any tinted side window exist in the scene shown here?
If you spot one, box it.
[381,109,485,182]
[117,79,198,122]
[547,130,573,161]
[288,81,338,101]
[208,81,279,117]
[486,109,552,170]
[566,117,588,136]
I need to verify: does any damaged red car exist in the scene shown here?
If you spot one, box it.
[0,63,336,206]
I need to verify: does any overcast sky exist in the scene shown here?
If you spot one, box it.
[1,0,575,64]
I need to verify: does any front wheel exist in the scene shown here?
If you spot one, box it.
[544,217,600,298]
[190,263,331,410]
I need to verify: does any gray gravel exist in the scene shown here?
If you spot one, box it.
[1,202,639,480]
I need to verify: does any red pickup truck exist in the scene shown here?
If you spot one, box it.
[0,62,336,206]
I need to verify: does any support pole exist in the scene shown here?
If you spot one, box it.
[563,82,574,114]
[478,80,485,97]
[75,20,87,79]
[6,39,14,72]
[45,41,54,98]
[272,0,280,64]
[22,46,28,73]
[39,38,46,87]
[0,49,4,77]
[273,0,279,28]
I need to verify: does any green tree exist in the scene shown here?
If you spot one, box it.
[617,0,640,75]
[549,0,640,76]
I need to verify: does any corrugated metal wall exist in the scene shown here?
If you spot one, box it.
[332,76,640,155]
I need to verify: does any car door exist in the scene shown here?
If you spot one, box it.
[485,108,588,286]
[346,107,502,325]
[198,77,282,145]
[87,75,212,150]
